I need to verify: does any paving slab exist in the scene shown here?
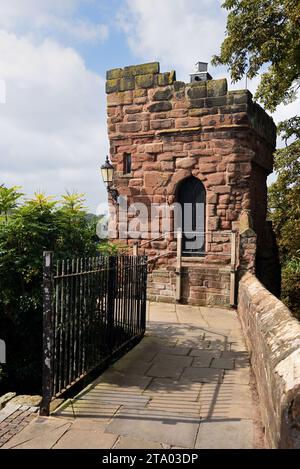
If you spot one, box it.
[189,349,221,358]
[211,358,235,370]
[2,417,71,449]
[105,407,201,448]
[192,356,213,368]
[199,383,254,420]
[53,428,118,449]
[113,436,165,449]
[4,302,260,449]
[55,400,120,421]
[152,353,193,368]
[146,363,184,379]
[143,378,201,401]
[195,419,254,449]
[94,370,152,391]
[181,367,224,383]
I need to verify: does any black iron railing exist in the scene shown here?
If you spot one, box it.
[40,253,147,415]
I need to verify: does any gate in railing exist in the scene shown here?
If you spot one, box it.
[40,253,147,415]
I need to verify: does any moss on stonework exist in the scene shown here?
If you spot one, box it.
[187,82,207,100]
[123,62,160,77]
[136,74,154,88]
[153,88,173,101]
[148,101,172,113]
[157,71,176,86]
[174,81,185,91]
[119,77,135,92]
[106,79,120,94]
[106,68,123,80]
[206,78,227,97]
[134,89,147,98]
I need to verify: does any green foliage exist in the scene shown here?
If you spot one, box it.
[214,1,300,318]
[0,188,100,394]
[97,241,129,256]
[281,254,300,320]
[268,123,300,317]
[212,0,300,112]
[0,185,24,221]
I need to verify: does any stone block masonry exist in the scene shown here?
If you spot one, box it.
[106,62,277,305]
[238,273,300,448]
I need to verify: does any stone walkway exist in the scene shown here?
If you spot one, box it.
[1,302,263,449]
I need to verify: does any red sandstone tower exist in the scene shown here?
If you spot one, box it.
[105,62,277,306]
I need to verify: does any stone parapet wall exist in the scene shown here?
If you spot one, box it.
[238,273,300,448]
[147,264,231,306]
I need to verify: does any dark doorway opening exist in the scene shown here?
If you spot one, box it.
[177,176,206,256]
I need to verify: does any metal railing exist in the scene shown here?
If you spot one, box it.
[40,253,147,415]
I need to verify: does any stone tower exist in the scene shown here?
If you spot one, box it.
[105,62,277,306]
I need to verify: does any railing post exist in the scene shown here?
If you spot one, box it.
[40,251,54,416]
[176,228,182,302]
[230,231,237,306]
[107,256,116,351]
[141,256,147,332]
[133,242,138,256]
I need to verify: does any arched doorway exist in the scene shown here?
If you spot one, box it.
[177,176,206,256]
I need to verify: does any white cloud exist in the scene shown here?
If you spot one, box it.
[0,30,107,211]
[0,0,109,45]
[36,15,109,43]
[118,0,227,80]
[119,0,299,134]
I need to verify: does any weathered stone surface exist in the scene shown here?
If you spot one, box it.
[0,392,16,410]
[119,77,135,91]
[136,74,154,88]
[157,71,176,86]
[153,88,173,101]
[106,68,123,80]
[106,79,119,94]
[238,273,300,448]
[9,395,42,406]
[105,407,200,448]
[206,78,227,97]
[148,101,172,113]
[187,83,207,100]
[195,420,253,449]
[123,62,160,77]
[118,122,141,133]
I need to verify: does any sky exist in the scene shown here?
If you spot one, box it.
[0,0,299,213]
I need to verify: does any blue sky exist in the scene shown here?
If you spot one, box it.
[0,0,298,212]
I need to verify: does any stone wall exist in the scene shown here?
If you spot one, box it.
[238,273,300,448]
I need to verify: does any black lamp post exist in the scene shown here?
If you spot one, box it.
[101,155,119,204]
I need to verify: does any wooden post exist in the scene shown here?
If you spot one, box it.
[176,228,182,302]
[40,251,54,416]
[230,231,237,306]
[133,242,138,256]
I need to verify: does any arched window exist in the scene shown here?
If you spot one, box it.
[177,176,206,256]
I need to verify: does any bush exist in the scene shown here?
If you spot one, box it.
[0,188,100,394]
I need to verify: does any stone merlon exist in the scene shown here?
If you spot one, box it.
[106,62,276,149]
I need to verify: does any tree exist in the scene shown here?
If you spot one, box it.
[0,189,99,394]
[0,185,23,221]
[213,0,300,317]
[212,0,300,111]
